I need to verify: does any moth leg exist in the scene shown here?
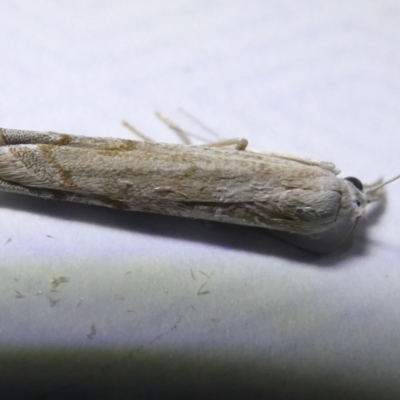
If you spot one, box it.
[123,112,194,144]
[199,138,249,151]
[154,111,249,150]
[155,112,192,145]
[122,120,154,142]
[178,109,221,139]
[178,110,248,149]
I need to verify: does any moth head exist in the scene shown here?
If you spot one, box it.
[344,176,368,217]
[344,174,400,215]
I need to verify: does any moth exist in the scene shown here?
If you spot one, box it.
[0,122,397,236]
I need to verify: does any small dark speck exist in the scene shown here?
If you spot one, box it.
[197,281,211,295]
[14,290,25,299]
[50,276,69,289]
[190,269,196,280]
[87,324,97,340]
[47,296,61,307]
[200,271,211,279]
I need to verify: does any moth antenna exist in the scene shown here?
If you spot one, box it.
[365,174,400,204]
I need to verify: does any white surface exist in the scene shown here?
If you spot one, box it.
[0,1,400,398]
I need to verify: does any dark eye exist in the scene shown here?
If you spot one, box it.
[344,176,363,191]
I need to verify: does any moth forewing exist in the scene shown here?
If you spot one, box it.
[0,127,393,237]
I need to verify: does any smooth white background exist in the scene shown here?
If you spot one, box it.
[0,1,399,398]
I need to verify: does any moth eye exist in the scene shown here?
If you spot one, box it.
[344,176,363,191]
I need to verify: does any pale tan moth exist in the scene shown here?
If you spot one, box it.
[0,116,397,236]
